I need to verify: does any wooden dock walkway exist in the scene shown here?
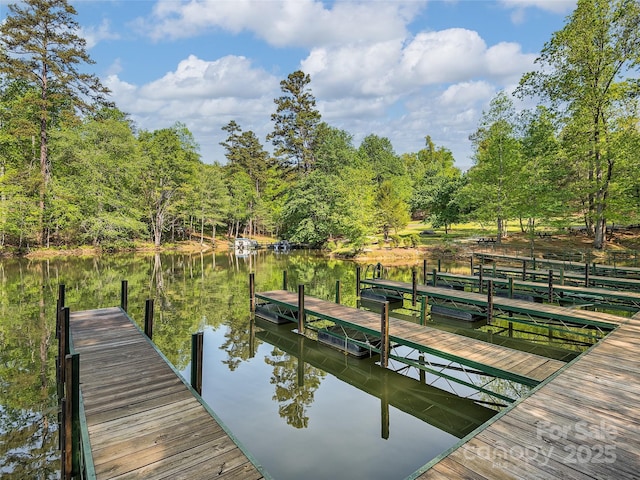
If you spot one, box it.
[473,252,640,279]
[410,312,640,479]
[361,278,623,331]
[255,290,565,387]
[431,271,640,311]
[69,307,268,480]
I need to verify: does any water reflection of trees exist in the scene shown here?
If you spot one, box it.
[264,346,325,429]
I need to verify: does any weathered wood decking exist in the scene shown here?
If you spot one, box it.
[69,307,268,480]
[255,290,565,386]
[411,312,640,479]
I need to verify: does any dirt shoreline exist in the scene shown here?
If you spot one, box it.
[5,232,639,264]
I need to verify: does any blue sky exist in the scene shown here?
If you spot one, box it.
[4,0,577,170]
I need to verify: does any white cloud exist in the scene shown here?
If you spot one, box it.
[79,19,120,49]
[139,0,420,47]
[104,55,280,162]
[500,0,575,24]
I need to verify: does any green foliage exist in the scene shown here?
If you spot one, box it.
[517,0,640,248]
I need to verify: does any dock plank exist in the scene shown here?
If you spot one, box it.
[69,307,267,480]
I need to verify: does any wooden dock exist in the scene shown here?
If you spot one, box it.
[430,270,640,312]
[410,312,640,479]
[360,278,623,332]
[473,252,640,279]
[68,307,268,480]
[255,290,565,387]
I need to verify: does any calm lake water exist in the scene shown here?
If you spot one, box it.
[2,249,609,479]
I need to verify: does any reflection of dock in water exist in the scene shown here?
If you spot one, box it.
[254,317,499,440]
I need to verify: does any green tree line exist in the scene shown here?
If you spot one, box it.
[1,0,639,252]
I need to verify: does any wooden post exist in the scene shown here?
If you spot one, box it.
[470,256,474,276]
[249,273,255,313]
[584,263,590,287]
[380,301,390,368]
[191,332,204,395]
[432,268,437,287]
[522,261,527,281]
[283,270,288,291]
[298,284,305,335]
[144,299,154,339]
[479,266,483,293]
[508,321,513,337]
[420,296,426,325]
[508,277,514,299]
[412,269,417,307]
[548,269,554,303]
[63,353,80,478]
[419,355,426,383]
[56,284,66,339]
[120,280,128,312]
[560,267,565,285]
[335,280,341,304]
[487,280,493,324]
[437,259,441,272]
[356,266,361,299]
[423,259,427,285]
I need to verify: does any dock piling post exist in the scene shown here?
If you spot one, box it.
[412,269,417,307]
[420,296,426,325]
[432,268,437,287]
[548,270,554,303]
[57,284,66,339]
[191,332,204,395]
[335,280,341,304]
[487,280,494,324]
[63,353,80,478]
[120,280,128,312]
[522,261,527,281]
[283,270,287,291]
[249,273,255,313]
[298,284,305,335]
[423,259,427,284]
[356,266,361,299]
[479,267,483,293]
[380,301,390,368]
[438,259,441,272]
[470,256,474,276]
[144,299,154,339]
[584,263,590,287]
[508,277,514,299]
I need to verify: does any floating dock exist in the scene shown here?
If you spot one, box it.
[66,307,268,479]
[411,311,640,479]
[360,278,622,335]
[473,252,640,279]
[254,290,565,387]
[430,270,640,312]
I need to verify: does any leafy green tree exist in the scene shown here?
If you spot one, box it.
[377,178,411,240]
[515,107,572,233]
[221,121,274,237]
[51,109,145,246]
[466,91,522,242]
[282,125,375,247]
[0,0,111,245]
[268,70,321,174]
[517,0,640,248]
[408,136,461,221]
[138,123,199,247]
